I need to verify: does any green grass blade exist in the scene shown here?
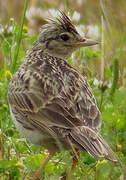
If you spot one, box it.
[11,0,29,74]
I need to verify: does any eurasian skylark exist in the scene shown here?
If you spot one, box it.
[8,11,119,180]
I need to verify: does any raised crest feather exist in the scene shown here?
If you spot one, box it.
[44,11,79,34]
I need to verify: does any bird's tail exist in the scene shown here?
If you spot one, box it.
[69,127,120,164]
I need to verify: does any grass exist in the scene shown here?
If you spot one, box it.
[11,0,29,74]
[0,0,126,179]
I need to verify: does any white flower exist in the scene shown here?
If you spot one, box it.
[76,24,86,36]
[86,25,99,39]
[72,11,80,21]
[47,9,60,18]
[93,78,100,86]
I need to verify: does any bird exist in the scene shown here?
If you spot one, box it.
[8,11,120,180]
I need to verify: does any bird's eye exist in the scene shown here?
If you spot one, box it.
[60,34,70,41]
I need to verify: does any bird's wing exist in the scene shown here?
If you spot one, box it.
[8,65,101,132]
[73,74,102,132]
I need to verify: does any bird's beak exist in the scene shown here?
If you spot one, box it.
[72,38,99,48]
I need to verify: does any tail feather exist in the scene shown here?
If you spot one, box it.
[70,127,120,164]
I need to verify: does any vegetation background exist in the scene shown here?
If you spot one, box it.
[0,0,126,179]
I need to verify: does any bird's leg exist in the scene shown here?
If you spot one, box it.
[71,149,80,171]
[65,137,80,179]
[64,150,80,180]
[32,150,56,180]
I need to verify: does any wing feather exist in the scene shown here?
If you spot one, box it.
[8,65,101,131]
[69,127,120,163]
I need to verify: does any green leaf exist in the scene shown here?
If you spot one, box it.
[25,154,45,171]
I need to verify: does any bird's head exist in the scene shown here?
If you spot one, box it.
[38,11,98,59]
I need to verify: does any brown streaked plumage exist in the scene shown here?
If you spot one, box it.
[8,11,120,179]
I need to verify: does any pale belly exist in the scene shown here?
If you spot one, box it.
[10,107,51,146]
[9,106,69,151]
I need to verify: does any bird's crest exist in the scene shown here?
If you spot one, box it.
[43,11,79,34]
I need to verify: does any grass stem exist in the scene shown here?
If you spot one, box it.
[11,0,29,73]
[110,59,119,101]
